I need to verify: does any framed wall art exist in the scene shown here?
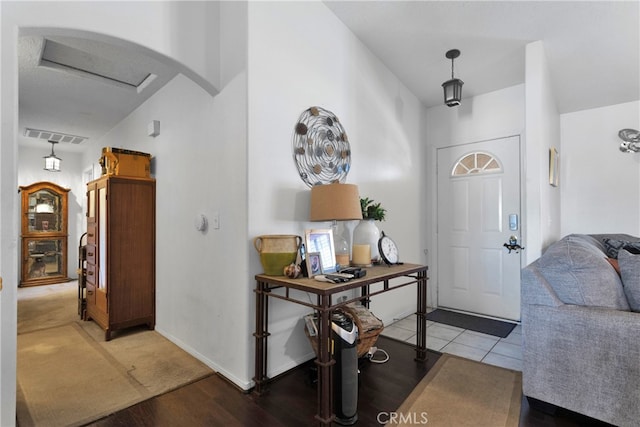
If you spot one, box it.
[549,147,559,187]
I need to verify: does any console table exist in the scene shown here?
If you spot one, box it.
[253,263,428,425]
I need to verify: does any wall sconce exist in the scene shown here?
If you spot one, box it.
[44,140,61,172]
[618,129,640,153]
[442,49,464,107]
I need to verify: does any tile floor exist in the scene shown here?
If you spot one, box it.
[381,309,523,372]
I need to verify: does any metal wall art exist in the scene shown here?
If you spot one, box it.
[292,106,351,187]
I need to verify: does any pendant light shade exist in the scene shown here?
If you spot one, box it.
[442,49,464,107]
[44,140,61,172]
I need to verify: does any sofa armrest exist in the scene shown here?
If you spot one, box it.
[521,263,564,307]
[522,303,640,426]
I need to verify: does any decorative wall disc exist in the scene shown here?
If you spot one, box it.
[292,106,351,187]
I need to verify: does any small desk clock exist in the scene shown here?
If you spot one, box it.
[378,231,400,266]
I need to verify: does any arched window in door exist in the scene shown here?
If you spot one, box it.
[451,152,502,176]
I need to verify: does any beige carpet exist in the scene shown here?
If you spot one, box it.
[393,354,522,427]
[17,283,214,427]
[18,284,79,333]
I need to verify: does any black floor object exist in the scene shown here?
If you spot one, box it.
[426,309,516,338]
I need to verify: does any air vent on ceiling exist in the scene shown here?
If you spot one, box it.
[24,128,87,144]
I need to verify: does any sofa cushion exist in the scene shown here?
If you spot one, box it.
[536,235,630,310]
[603,238,640,258]
[617,249,640,311]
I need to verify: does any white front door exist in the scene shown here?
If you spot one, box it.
[436,136,522,320]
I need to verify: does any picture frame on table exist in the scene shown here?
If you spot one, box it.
[304,228,338,274]
[306,252,323,277]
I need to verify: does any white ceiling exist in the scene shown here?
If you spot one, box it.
[17,1,639,154]
[19,34,178,153]
[326,1,639,113]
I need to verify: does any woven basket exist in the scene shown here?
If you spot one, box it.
[304,305,384,358]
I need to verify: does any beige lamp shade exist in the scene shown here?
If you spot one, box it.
[310,183,362,221]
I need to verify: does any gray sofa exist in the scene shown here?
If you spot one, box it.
[521,233,640,427]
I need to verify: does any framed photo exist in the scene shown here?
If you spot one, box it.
[549,147,559,187]
[306,252,323,277]
[304,228,338,274]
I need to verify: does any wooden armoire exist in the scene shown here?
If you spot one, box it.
[85,175,156,340]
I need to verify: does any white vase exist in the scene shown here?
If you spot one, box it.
[352,219,381,265]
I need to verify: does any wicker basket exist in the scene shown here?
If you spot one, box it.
[304,305,384,358]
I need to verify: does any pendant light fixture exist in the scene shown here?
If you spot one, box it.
[442,49,464,107]
[44,140,61,172]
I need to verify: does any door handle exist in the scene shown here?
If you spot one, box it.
[503,235,524,253]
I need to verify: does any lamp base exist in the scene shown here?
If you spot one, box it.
[336,254,350,267]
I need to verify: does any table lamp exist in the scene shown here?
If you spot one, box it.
[309,183,362,267]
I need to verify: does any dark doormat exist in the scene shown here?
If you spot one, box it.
[426,309,516,338]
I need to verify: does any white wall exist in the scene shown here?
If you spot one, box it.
[560,101,640,236]
[17,147,85,281]
[524,41,561,262]
[0,3,20,423]
[247,1,428,379]
[425,84,526,307]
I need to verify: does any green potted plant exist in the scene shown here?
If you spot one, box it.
[360,197,386,221]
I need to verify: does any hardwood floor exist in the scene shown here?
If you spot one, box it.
[87,336,613,427]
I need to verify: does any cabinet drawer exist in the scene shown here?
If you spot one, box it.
[86,263,97,285]
[85,244,97,265]
[86,282,96,305]
[87,225,97,245]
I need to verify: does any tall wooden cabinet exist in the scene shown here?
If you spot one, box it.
[19,181,71,287]
[85,175,156,340]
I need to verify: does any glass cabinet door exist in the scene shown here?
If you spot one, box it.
[27,189,63,232]
[24,238,65,280]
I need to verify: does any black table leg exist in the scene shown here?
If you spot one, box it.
[415,268,428,362]
[253,280,270,394]
[314,295,335,425]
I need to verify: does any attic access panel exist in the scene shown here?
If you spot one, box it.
[39,39,154,90]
